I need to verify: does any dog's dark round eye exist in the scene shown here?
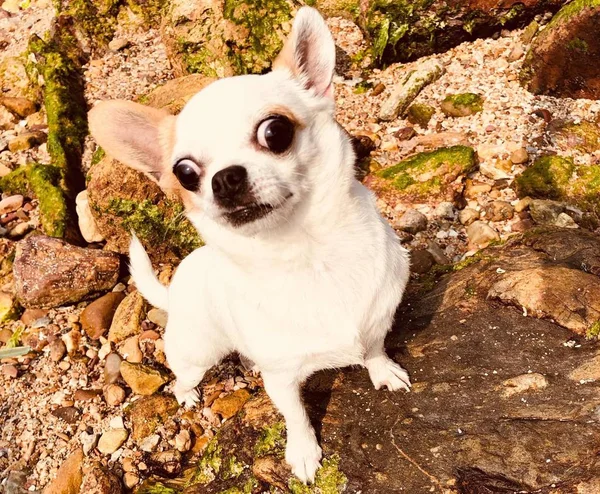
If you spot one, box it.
[257,116,294,154]
[173,159,201,191]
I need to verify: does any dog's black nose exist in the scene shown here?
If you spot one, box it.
[212,165,248,200]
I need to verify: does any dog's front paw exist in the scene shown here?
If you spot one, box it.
[367,357,411,392]
[285,434,322,484]
[173,383,201,408]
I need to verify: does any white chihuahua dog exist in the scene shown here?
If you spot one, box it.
[89,7,410,483]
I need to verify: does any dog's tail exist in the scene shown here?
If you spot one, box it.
[129,234,169,312]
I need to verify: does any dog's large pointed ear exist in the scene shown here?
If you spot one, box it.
[88,100,176,178]
[273,6,335,98]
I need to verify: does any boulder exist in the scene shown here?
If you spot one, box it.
[13,235,120,308]
[521,0,600,99]
[364,146,477,208]
[160,0,301,77]
[143,228,600,492]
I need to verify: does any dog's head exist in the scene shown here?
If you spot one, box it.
[89,7,354,239]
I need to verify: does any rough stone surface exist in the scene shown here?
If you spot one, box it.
[80,462,123,494]
[521,0,600,99]
[140,74,216,114]
[75,190,104,243]
[120,361,170,396]
[127,394,179,442]
[467,220,500,247]
[97,429,129,455]
[212,389,252,419]
[13,235,120,308]
[42,448,84,494]
[394,208,427,234]
[148,229,600,493]
[108,291,145,343]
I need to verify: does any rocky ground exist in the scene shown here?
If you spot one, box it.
[1,0,600,493]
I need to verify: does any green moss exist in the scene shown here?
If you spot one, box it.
[0,164,68,237]
[515,155,575,200]
[218,478,259,494]
[221,456,246,480]
[545,0,600,29]
[288,456,347,494]
[179,44,221,79]
[499,4,524,26]
[136,482,179,494]
[254,422,285,457]
[222,0,292,75]
[376,145,476,198]
[6,325,25,348]
[107,198,203,258]
[406,103,435,127]
[192,437,223,484]
[58,0,121,49]
[27,33,87,198]
[441,93,483,116]
[126,0,167,26]
[353,81,373,94]
[568,37,589,53]
[554,121,600,153]
[91,147,106,167]
[586,321,600,339]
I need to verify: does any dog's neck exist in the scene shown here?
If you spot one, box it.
[189,122,357,269]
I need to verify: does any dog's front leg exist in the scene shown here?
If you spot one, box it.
[262,372,322,483]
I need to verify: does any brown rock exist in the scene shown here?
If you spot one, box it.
[42,448,84,494]
[74,389,102,402]
[0,194,23,214]
[8,131,47,152]
[103,384,126,406]
[108,291,145,343]
[120,361,170,396]
[141,74,216,115]
[410,249,435,275]
[120,335,143,363]
[80,462,123,494]
[148,450,182,478]
[104,352,122,384]
[20,308,48,325]
[0,328,12,343]
[127,394,179,441]
[521,1,600,99]
[253,456,290,491]
[49,339,67,362]
[483,201,514,222]
[81,292,125,340]
[212,389,251,419]
[0,97,37,118]
[2,364,18,378]
[51,406,81,424]
[13,236,120,308]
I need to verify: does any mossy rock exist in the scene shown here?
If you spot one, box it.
[364,145,477,207]
[0,57,39,102]
[547,119,600,153]
[441,93,484,117]
[160,0,302,77]
[360,0,566,65]
[406,103,435,127]
[515,155,600,219]
[520,0,600,99]
[0,164,69,238]
[305,0,360,19]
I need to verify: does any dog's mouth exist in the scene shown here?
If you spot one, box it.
[222,193,292,227]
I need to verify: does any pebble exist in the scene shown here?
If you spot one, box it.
[97,429,129,455]
[81,291,126,340]
[2,364,18,378]
[467,221,500,248]
[410,249,435,275]
[175,429,192,452]
[147,308,168,328]
[555,212,578,229]
[104,352,122,384]
[510,147,529,164]
[61,329,81,354]
[459,208,480,226]
[74,389,102,402]
[8,131,47,152]
[514,197,532,213]
[507,43,524,62]
[394,209,428,234]
[8,222,30,238]
[123,472,140,489]
[212,389,251,419]
[139,434,161,452]
[75,190,104,243]
[47,338,67,363]
[433,202,454,220]
[108,37,130,52]
[0,194,23,214]
[484,201,514,222]
[103,383,126,406]
[120,335,143,363]
[120,361,169,395]
[80,431,99,455]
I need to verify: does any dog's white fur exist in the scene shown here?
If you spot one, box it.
[89,7,410,483]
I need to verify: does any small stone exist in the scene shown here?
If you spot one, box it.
[79,431,99,455]
[501,373,548,398]
[74,389,102,402]
[62,329,81,354]
[123,472,139,489]
[139,434,161,452]
[394,127,416,141]
[81,292,126,340]
[2,364,18,378]
[149,450,182,477]
[510,147,529,164]
[109,291,146,343]
[532,109,552,123]
[75,190,104,243]
[20,308,48,325]
[120,335,143,363]
[459,208,480,226]
[51,406,81,424]
[507,43,524,62]
[174,429,192,452]
[555,212,578,229]
[212,389,251,419]
[97,429,129,455]
[406,103,435,127]
[109,416,125,429]
[146,307,168,328]
[410,249,435,275]
[371,83,385,96]
[433,201,454,220]
[514,197,532,213]
[483,201,514,222]
[0,105,17,130]
[427,241,450,265]
[0,328,12,343]
[104,352,122,384]
[48,339,67,362]
[529,199,565,225]
[108,37,130,51]
[465,182,492,198]
[0,194,23,214]
[120,361,170,396]
[42,448,84,494]
[79,461,122,493]
[467,221,500,248]
[127,394,179,441]
[8,222,30,238]
[139,329,160,341]
[479,161,511,180]
[59,361,71,371]
[0,97,37,118]
[8,131,47,152]
[394,209,428,234]
[103,383,126,406]
[441,93,483,117]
